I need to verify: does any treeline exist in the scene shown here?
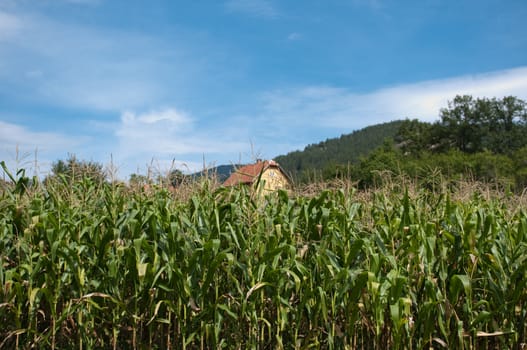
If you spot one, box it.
[281,95,527,191]
[397,95,527,155]
[41,155,190,189]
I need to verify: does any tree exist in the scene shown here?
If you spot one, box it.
[486,96,527,153]
[46,155,106,185]
[436,95,527,154]
[437,95,486,153]
[512,146,527,189]
[355,140,401,188]
[395,119,434,155]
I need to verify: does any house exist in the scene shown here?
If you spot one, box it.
[223,159,292,191]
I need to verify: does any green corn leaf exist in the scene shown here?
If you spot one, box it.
[450,274,471,303]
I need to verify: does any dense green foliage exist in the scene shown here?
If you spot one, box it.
[275,96,527,190]
[1,166,527,349]
[46,155,107,185]
[275,121,405,181]
[330,145,527,190]
[397,95,527,156]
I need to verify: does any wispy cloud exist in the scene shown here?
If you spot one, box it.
[287,32,301,41]
[116,108,194,155]
[224,0,279,19]
[0,10,21,40]
[0,120,88,175]
[64,0,100,4]
[260,66,527,133]
[114,108,249,173]
[0,120,84,152]
[0,9,208,112]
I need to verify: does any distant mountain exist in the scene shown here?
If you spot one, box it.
[191,164,242,182]
[274,120,405,179]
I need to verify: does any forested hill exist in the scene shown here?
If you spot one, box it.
[275,95,527,190]
[275,120,405,179]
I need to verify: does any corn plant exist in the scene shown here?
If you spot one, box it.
[1,166,526,349]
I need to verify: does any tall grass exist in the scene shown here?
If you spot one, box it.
[1,165,526,348]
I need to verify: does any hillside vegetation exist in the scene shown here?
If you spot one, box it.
[276,95,527,191]
[275,120,404,181]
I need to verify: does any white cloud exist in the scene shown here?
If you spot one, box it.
[0,120,88,176]
[111,107,254,176]
[260,66,527,131]
[224,0,279,19]
[0,10,22,40]
[115,108,248,165]
[0,120,83,151]
[132,108,191,125]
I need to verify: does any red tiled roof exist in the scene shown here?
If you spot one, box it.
[223,160,281,186]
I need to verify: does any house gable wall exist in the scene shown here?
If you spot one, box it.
[259,167,290,191]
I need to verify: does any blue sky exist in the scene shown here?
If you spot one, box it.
[1,0,527,179]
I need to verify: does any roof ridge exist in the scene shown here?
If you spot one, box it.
[223,159,284,186]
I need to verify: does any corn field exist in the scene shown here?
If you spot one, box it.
[1,166,527,349]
